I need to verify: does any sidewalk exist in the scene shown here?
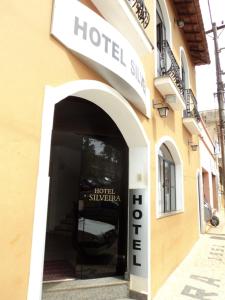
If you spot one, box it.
[153,213,225,300]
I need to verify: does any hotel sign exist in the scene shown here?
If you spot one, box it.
[129,189,148,277]
[51,0,149,116]
[81,188,121,203]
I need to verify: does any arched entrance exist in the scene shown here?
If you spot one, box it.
[44,96,128,280]
[28,80,150,300]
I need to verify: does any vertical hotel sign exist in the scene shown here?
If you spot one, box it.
[129,189,148,278]
[51,0,149,116]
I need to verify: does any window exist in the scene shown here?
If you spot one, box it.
[181,60,186,90]
[156,138,184,218]
[156,2,165,53]
[158,143,176,213]
[180,48,190,88]
[156,0,171,76]
[180,49,191,114]
[156,1,166,75]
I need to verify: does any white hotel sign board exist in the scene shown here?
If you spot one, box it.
[51,0,149,116]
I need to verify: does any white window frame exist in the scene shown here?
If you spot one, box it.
[155,136,184,218]
[180,47,190,90]
[154,0,172,77]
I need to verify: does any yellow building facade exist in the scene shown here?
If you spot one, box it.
[0,0,209,299]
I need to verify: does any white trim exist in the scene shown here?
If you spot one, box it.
[183,118,201,135]
[155,136,184,218]
[199,168,207,232]
[90,0,154,55]
[156,210,184,219]
[154,0,172,77]
[196,169,205,234]
[153,0,157,77]
[180,47,190,89]
[154,76,186,111]
[27,80,151,300]
[158,0,172,45]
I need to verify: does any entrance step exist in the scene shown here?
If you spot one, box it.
[42,277,129,300]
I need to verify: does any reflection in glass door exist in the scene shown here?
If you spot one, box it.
[77,136,128,279]
[43,96,128,282]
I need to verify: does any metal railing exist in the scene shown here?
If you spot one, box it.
[127,0,150,29]
[183,89,200,121]
[157,41,200,121]
[159,40,184,97]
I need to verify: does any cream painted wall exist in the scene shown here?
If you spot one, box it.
[164,0,197,92]
[149,108,200,296]
[0,0,201,299]
[0,1,106,299]
[149,0,200,295]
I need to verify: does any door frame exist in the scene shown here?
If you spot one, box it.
[27,80,151,300]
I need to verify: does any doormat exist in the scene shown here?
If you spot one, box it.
[43,260,75,281]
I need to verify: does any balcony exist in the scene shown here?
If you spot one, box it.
[91,0,153,55]
[154,40,186,112]
[183,89,201,135]
[127,0,150,29]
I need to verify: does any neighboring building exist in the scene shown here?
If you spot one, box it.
[200,109,224,201]
[197,117,221,232]
[0,1,210,299]
[201,110,220,145]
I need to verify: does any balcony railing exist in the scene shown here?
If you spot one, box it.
[158,40,184,97]
[183,89,200,121]
[127,0,150,29]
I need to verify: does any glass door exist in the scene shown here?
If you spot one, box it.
[43,97,128,283]
[77,135,128,279]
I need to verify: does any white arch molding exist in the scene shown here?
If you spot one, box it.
[27,80,151,300]
[155,0,172,77]
[157,0,172,44]
[196,169,204,233]
[155,136,184,218]
[180,47,190,89]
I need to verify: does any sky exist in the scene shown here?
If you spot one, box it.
[196,0,225,111]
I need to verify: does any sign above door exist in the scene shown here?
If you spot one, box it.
[51,0,150,116]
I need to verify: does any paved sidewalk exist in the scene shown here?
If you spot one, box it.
[153,216,225,300]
